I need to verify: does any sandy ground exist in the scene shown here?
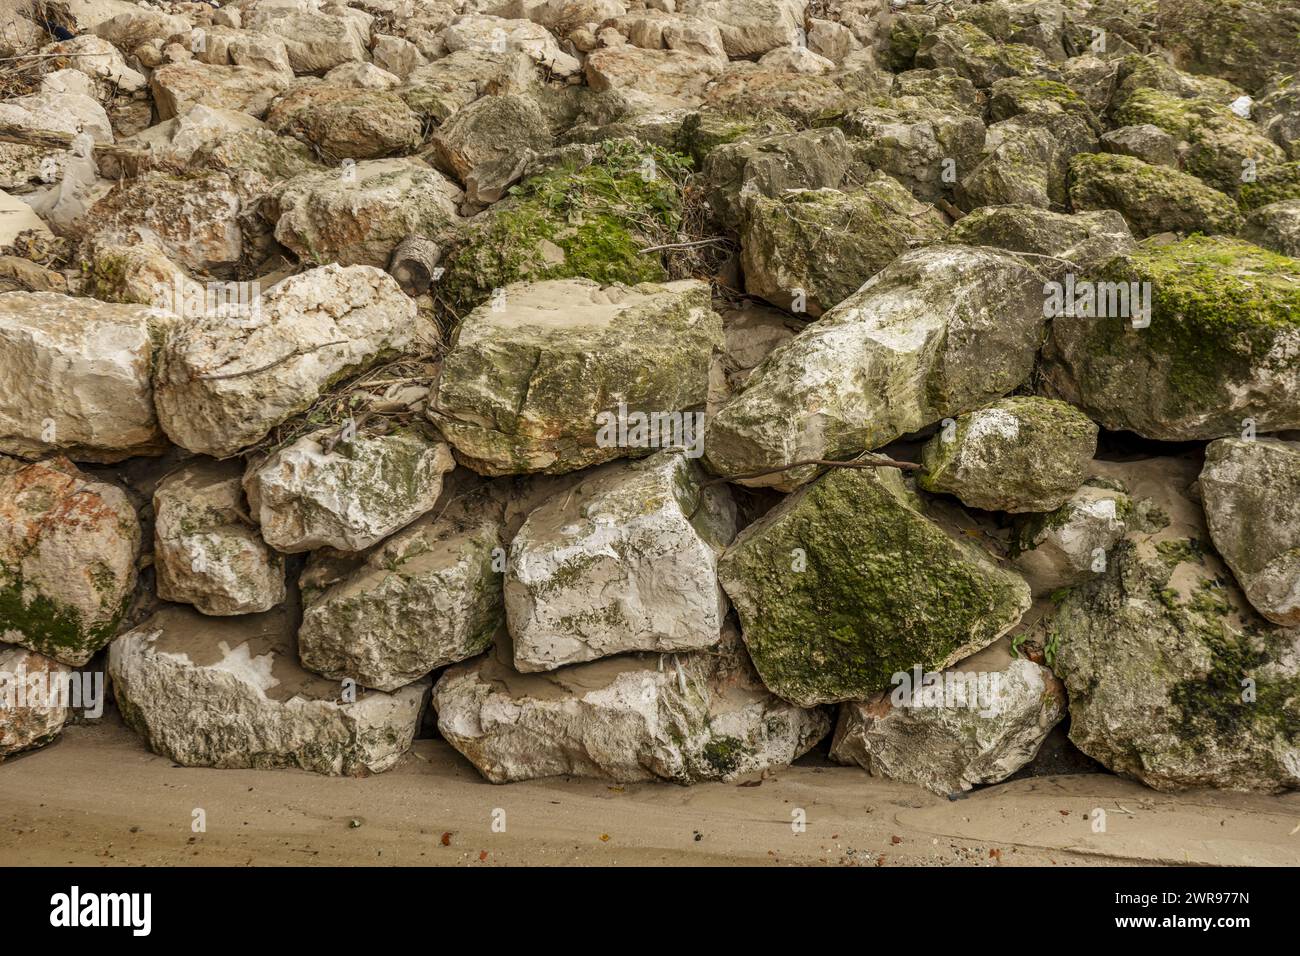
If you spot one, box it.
[1,717,1298,866]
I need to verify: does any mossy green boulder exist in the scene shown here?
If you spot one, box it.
[717,467,1031,707]
[435,139,690,314]
[1068,152,1243,237]
[918,396,1098,513]
[1041,236,1300,440]
[1052,530,1300,791]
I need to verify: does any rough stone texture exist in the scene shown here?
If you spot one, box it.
[507,452,736,672]
[297,489,504,691]
[584,46,724,107]
[1101,124,1179,168]
[0,292,165,462]
[1040,237,1300,441]
[1200,438,1300,627]
[108,604,427,776]
[957,114,1096,210]
[0,456,139,667]
[154,459,284,616]
[432,625,830,784]
[1156,0,1300,94]
[916,22,1060,88]
[443,15,581,76]
[704,245,1046,490]
[155,264,425,458]
[721,302,798,388]
[244,426,455,554]
[79,172,252,277]
[918,397,1099,514]
[431,92,552,185]
[1242,199,1300,257]
[740,177,948,316]
[265,159,462,267]
[678,0,805,59]
[948,204,1134,274]
[428,278,720,475]
[150,62,291,120]
[0,644,73,760]
[717,467,1031,707]
[830,642,1066,795]
[1051,456,1300,792]
[700,126,853,233]
[835,105,986,202]
[1011,479,1132,594]
[265,85,423,161]
[1068,152,1243,238]
[398,50,538,124]
[244,9,370,75]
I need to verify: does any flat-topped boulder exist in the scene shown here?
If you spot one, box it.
[428,278,719,475]
[108,604,427,776]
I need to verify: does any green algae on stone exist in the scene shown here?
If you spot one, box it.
[918,396,1098,513]
[717,467,1031,708]
[436,139,691,314]
[1239,161,1300,211]
[1041,235,1300,440]
[1051,537,1300,791]
[1068,152,1243,237]
[740,176,948,315]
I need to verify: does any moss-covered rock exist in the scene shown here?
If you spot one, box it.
[428,277,720,475]
[1052,517,1300,791]
[831,104,987,203]
[918,396,1098,513]
[948,203,1134,271]
[1239,160,1300,211]
[740,176,948,316]
[1040,236,1300,439]
[1112,87,1286,194]
[717,466,1031,708]
[435,139,690,314]
[0,456,139,667]
[1154,0,1300,94]
[958,114,1097,209]
[916,22,1061,89]
[1068,152,1243,237]
[989,76,1099,128]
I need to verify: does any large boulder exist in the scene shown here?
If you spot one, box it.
[915,22,1060,88]
[0,292,166,462]
[1040,236,1300,441]
[153,459,284,616]
[79,172,254,277]
[443,15,581,76]
[243,9,370,75]
[1200,438,1300,627]
[298,492,504,691]
[717,467,1031,707]
[704,245,1047,490]
[699,126,853,233]
[0,456,139,666]
[956,114,1096,210]
[1155,0,1300,94]
[155,264,426,458]
[677,0,805,59]
[108,604,427,776]
[1242,199,1300,257]
[948,204,1134,273]
[266,85,423,161]
[507,451,736,672]
[917,396,1098,513]
[430,92,552,186]
[1052,456,1300,792]
[833,105,986,202]
[244,426,455,554]
[1067,152,1243,238]
[740,177,948,316]
[264,159,462,267]
[830,640,1066,795]
[150,62,291,120]
[428,278,719,475]
[432,626,830,784]
[0,645,73,760]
